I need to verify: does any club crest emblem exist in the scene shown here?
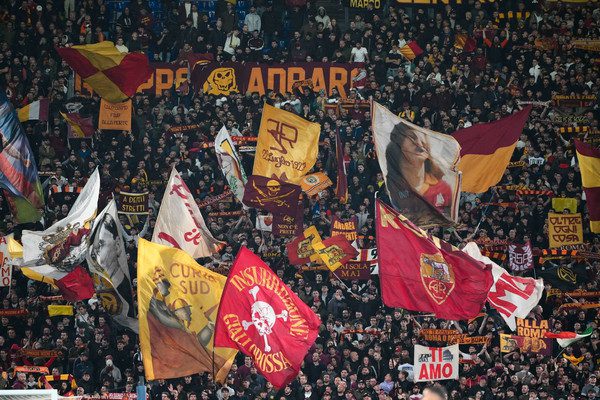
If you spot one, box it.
[419,253,455,305]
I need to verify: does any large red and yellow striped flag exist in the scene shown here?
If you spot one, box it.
[57,42,152,103]
[453,106,532,193]
[575,140,600,232]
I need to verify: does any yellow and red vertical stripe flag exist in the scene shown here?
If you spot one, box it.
[575,139,600,232]
[399,41,423,61]
[453,106,532,193]
[56,42,152,103]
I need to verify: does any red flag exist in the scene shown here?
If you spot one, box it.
[376,200,493,320]
[313,235,359,272]
[214,247,321,388]
[55,265,95,301]
[286,226,322,265]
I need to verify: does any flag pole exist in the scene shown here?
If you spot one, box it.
[329,269,355,295]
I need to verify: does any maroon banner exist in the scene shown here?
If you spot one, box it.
[338,262,372,280]
[77,62,361,98]
[193,62,361,98]
[508,241,534,272]
[331,215,358,241]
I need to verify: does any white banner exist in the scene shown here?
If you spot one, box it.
[152,168,224,258]
[22,169,100,280]
[87,200,138,332]
[0,235,11,287]
[463,242,544,331]
[256,214,273,232]
[372,101,461,227]
[215,126,247,207]
[414,344,459,382]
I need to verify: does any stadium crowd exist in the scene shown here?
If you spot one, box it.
[0,0,599,399]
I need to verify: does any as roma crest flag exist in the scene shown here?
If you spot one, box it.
[253,103,320,182]
[214,247,321,388]
[286,226,323,265]
[137,239,237,381]
[376,200,493,320]
[57,42,152,103]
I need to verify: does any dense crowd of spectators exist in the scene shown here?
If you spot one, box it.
[0,0,599,399]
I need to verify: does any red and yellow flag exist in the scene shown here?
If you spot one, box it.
[575,139,600,232]
[453,106,532,193]
[57,42,152,103]
[60,112,94,138]
[399,42,423,61]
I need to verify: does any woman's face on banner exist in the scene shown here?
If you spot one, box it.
[400,131,428,164]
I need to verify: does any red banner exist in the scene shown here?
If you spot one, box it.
[215,247,321,388]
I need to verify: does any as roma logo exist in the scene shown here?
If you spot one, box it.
[203,67,239,95]
[419,253,455,305]
[557,266,576,284]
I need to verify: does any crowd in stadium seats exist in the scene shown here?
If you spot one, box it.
[0,0,599,399]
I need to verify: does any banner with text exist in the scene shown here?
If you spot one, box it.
[192,62,361,98]
[548,212,583,248]
[98,99,132,131]
[331,216,358,242]
[414,344,459,382]
[117,191,149,215]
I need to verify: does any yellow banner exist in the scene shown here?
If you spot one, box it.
[548,213,583,248]
[552,197,578,213]
[253,104,320,182]
[98,99,132,130]
[137,239,236,381]
[47,305,73,317]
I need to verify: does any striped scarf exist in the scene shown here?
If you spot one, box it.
[559,126,591,135]
[50,185,82,194]
[481,249,507,261]
[516,189,554,197]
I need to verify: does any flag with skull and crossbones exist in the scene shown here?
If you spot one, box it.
[241,286,288,353]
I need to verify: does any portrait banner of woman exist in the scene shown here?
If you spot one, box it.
[372,102,461,227]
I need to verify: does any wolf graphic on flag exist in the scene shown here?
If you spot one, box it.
[420,253,455,305]
[149,267,216,347]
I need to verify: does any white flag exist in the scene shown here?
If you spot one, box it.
[215,126,247,207]
[414,344,459,382]
[462,242,544,331]
[22,169,100,280]
[255,214,273,232]
[152,168,224,258]
[87,200,138,332]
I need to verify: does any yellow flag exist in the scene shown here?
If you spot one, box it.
[48,305,73,317]
[547,212,583,248]
[137,239,237,381]
[253,103,320,182]
[552,197,578,213]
